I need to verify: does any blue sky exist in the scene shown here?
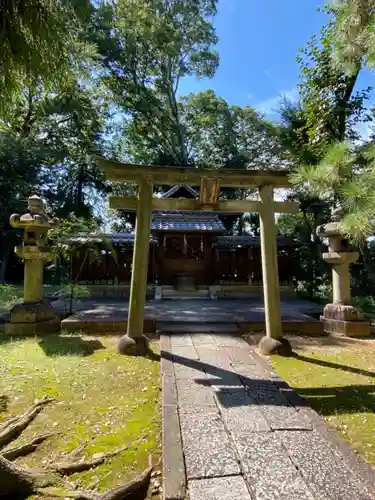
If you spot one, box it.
[179,0,374,121]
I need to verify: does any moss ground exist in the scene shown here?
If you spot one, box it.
[271,334,375,467]
[0,334,161,498]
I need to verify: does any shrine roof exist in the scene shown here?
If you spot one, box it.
[151,212,226,232]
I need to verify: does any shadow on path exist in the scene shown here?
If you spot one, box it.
[161,349,375,416]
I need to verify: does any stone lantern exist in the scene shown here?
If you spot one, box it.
[317,205,370,337]
[5,195,60,335]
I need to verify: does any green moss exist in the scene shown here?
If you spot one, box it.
[0,334,161,496]
[272,344,375,466]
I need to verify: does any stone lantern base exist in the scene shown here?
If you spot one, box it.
[5,301,60,336]
[321,303,371,337]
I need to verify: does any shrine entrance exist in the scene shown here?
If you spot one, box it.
[97,159,299,355]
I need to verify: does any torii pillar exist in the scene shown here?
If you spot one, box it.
[258,185,292,355]
[118,180,153,354]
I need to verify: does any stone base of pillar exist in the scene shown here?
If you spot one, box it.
[258,336,292,356]
[321,316,371,337]
[117,334,149,355]
[321,303,371,337]
[5,301,60,336]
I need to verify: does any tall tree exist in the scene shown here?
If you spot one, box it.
[91,0,219,166]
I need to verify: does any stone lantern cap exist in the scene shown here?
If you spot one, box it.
[316,205,344,239]
[10,195,58,230]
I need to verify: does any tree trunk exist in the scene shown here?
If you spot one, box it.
[0,243,11,285]
[0,455,39,498]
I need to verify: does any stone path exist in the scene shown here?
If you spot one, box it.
[60,298,323,334]
[161,332,375,500]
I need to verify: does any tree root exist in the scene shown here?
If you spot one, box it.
[0,396,53,450]
[36,467,152,500]
[0,397,153,500]
[52,436,146,475]
[2,433,55,461]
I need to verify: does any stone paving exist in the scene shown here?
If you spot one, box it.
[60,297,323,334]
[161,331,375,500]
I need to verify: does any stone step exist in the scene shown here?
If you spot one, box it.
[157,322,239,333]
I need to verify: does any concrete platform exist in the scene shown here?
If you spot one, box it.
[60,298,324,335]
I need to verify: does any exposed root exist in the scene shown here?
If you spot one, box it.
[36,466,153,500]
[100,466,152,500]
[52,436,146,475]
[0,396,152,500]
[2,433,55,461]
[0,396,53,450]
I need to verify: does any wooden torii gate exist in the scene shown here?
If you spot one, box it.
[97,159,299,355]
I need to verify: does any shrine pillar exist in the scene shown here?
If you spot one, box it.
[258,185,291,355]
[118,179,153,354]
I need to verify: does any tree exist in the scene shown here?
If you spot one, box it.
[0,0,93,111]
[90,0,219,166]
[181,90,285,169]
[332,0,375,71]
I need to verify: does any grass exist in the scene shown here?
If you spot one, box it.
[0,284,91,314]
[0,333,161,498]
[272,335,375,467]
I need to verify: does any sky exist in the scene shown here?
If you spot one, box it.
[178,0,374,121]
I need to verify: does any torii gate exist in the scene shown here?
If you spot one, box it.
[97,159,299,356]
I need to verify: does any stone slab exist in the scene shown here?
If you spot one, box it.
[278,430,374,500]
[215,388,270,433]
[188,476,252,500]
[162,404,186,500]
[171,345,199,360]
[322,317,371,337]
[231,362,271,384]
[235,432,315,500]
[224,346,258,364]
[248,383,312,431]
[163,374,178,408]
[159,322,239,333]
[173,362,206,380]
[191,333,216,345]
[170,334,194,347]
[212,333,246,347]
[179,409,240,479]
[176,379,216,409]
[195,345,231,368]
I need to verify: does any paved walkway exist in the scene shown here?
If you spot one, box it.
[60,298,323,334]
[161,332,375,500]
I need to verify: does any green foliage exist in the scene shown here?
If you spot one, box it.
[297,13,370,149]
[91,0,219,166]
[0,0,94,111]
[333,0,375,71]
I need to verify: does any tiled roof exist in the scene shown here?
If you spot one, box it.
[151,210,226,232]
[151,218,226,232]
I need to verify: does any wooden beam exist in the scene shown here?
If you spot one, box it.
[109,196,299,214]
[97,158,293,188]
